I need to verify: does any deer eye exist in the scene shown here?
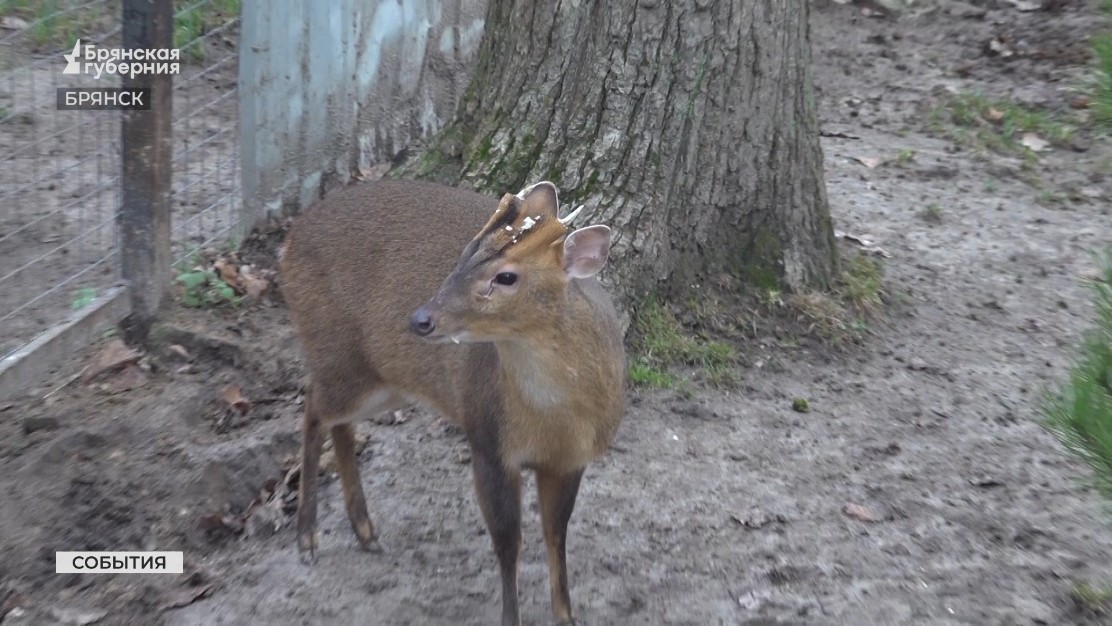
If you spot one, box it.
[494,272,518,286]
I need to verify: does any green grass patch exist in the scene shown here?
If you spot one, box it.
[173,0,241,62]
[841,254,886,317]
[919,203,943,224]
[788,252,888,345]
[1071,580,1112,615]
[630,297,739,388]
[628,361,676,389]
[1042,246,1112,502]
[928,92,1077,157]
[0,0,101,49]
[1092,0,1112,128]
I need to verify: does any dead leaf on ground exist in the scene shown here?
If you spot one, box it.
[198,512,244,535]
[49,607,108,625]
[0,16,30,30]
[239,271,269,299]
[987,37,1015,58]
[97,364,148,394]
[1020,133,1050,152]
[852,156,882,169]
[355,163,391,181]
[213,258,240,286]
[160,585,213,612]
[834,230,892,258]
[168,344,192,361]
[730,508,786,530]
[985,107,1005,123]
[1,593,30,617]
[843,503,878,523]
[81,338,141,384]
[219,385,251,415]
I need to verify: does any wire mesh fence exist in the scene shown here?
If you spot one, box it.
[0,0,242,363]
[0,0,122,361]
[169,0,241,266]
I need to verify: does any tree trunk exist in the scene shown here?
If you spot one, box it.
[401,0,837,317]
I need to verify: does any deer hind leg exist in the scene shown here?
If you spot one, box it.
[330,422,380,552]
[296,389,326,564]
[331,387,409,551]
[298,381,405,563]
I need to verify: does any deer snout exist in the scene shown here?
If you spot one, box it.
[409,306,437,336]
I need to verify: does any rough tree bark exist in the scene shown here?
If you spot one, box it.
[402,0,837,318]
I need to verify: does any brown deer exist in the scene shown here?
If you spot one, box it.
[280,178,627,625]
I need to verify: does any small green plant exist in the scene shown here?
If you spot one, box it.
[173,0,241,62]
[173,4,206,61]
[1092,1,1112,128]
[632,297,738,387]
[842,254,886,317]
[176,267,239,308]
[1042,247,1112,502]
[628,360,676,389]
[1071,580,1112,614]
[71,287,96,310]
[1036,188,1067,207]
[930,92,1076,155]
[791,398,810,413]
[919,203,943,223]
[894,149,915,165]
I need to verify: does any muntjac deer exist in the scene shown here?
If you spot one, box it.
[280,179,627,625]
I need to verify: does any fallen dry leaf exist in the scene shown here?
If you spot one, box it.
[1,593,30,617]
[98,364,148,394]
[219,385,251,415]
[985,107,1005,123]
[834,230,892,258]
[852,156,882,169]
[355,163,391,181]
[213,258,239,286]
[0,16,29,30]
[198,512,244,535]
[843,503,878,523]
[1019,132,1049,153]
[240,272,269,299]
[81,338,141,384]
[160,585,213,612]
[168,344,192,361]
[49,607,108,625]
[987,37,1014,58]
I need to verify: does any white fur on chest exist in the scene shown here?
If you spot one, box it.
[498,343,571,411]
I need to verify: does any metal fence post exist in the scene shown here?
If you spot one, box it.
[119,0,172,340]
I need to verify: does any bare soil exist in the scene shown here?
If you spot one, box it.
[3,1,1112,624]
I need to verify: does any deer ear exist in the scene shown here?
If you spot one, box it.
[516,181,559,219]
[563,225,611,279]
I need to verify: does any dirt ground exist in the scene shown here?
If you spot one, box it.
[3,1,1112,624]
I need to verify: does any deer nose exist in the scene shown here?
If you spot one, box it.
[409,307,436,336]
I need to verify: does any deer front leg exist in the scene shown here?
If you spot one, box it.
[537,467,584,625]
[470,449,523,626]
